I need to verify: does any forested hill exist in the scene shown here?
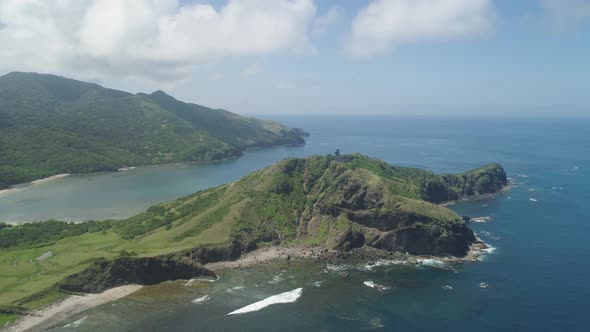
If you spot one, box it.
[0,72,308,189]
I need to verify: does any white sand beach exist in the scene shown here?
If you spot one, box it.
[4,285,142,332]
[0,174,70,197]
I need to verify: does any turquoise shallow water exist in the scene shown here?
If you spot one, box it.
[4,116,590,331]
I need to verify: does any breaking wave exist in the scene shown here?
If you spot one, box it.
[363,281,390,292]
[192,295,211,304]
[417,258,446,268]
[362,259,408,271]
[471,216,492,223]
[63,316,87,328]
[227,288,303,316]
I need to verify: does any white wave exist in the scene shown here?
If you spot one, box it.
[363,281,390,292]
[483,245,496,254]
[441,285,453,290]
[417,258,446,268]
[226,286,245,294]
[370,317,384,328]
[528,188,536,192]
[362,259,408,271]
[192,295,211,304]
[227,288,303,315]
[471,216,492,223]
[313,281,324,287]
[479,282,488,288]
[529,198,537,202]
[324,264,348,272]
[185,276,218,286]
[268,274,283,285]
[63,316,87,328]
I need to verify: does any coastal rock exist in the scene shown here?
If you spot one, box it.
[58,254,216,293]
[171,154,508,260]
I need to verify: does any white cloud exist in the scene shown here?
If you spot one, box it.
[540,0,590,30]
[0,0,316,81]
[312,6,344,37]
[343,0,496,58]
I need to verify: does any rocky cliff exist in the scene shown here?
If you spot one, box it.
[129,154,507,259]
[224,154,506,257]
[58,254,216,293]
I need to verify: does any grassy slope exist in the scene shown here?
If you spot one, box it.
[0,154,506,316]
[0,183,245,308]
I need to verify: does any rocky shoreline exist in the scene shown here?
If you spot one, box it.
[205,238,494,272]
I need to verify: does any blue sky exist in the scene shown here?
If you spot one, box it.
[0,0,588,116]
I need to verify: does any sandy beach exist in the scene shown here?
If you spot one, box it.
[30,174,69,185]
[4,285,142,332]
[0,174,70,197]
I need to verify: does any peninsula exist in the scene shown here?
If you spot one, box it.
[0,154,508,327]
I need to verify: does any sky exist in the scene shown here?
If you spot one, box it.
[0,0,589,116]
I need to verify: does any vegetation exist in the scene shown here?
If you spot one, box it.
[0,220,112,248]
[0,72,308,189]
[0,154,507,319]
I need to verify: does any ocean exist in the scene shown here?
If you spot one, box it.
[2,116,589,331]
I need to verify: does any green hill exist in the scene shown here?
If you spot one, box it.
[0,154,507,315]
[0,72,307,189]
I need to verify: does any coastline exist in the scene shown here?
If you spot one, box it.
[0,142,306,195]
[205,246,337,271]
[3,285,142,332]
[439,184,512,207]
[0,174,70,197]
[205,240,493,272]
[0,140,307,194]
[3,239,493,330]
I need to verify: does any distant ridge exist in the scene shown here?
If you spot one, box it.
[0,72,308,189]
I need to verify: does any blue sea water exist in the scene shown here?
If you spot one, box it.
[4,116,590,331]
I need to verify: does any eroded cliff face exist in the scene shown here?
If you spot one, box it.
[424,163,508,203]
[58,255,216,293]
[227,154,506,258]
[296,167,476,257]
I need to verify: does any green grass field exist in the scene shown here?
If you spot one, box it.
[0,210,238,309]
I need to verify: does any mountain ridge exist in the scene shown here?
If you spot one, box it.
[0,72,308,189]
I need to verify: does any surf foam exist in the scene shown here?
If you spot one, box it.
[417,258,446,268]
[63,316,87,328]
[363,281,390,292]
[471,216,492,223]
[227,288,303,315]
[192,295,211,304]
